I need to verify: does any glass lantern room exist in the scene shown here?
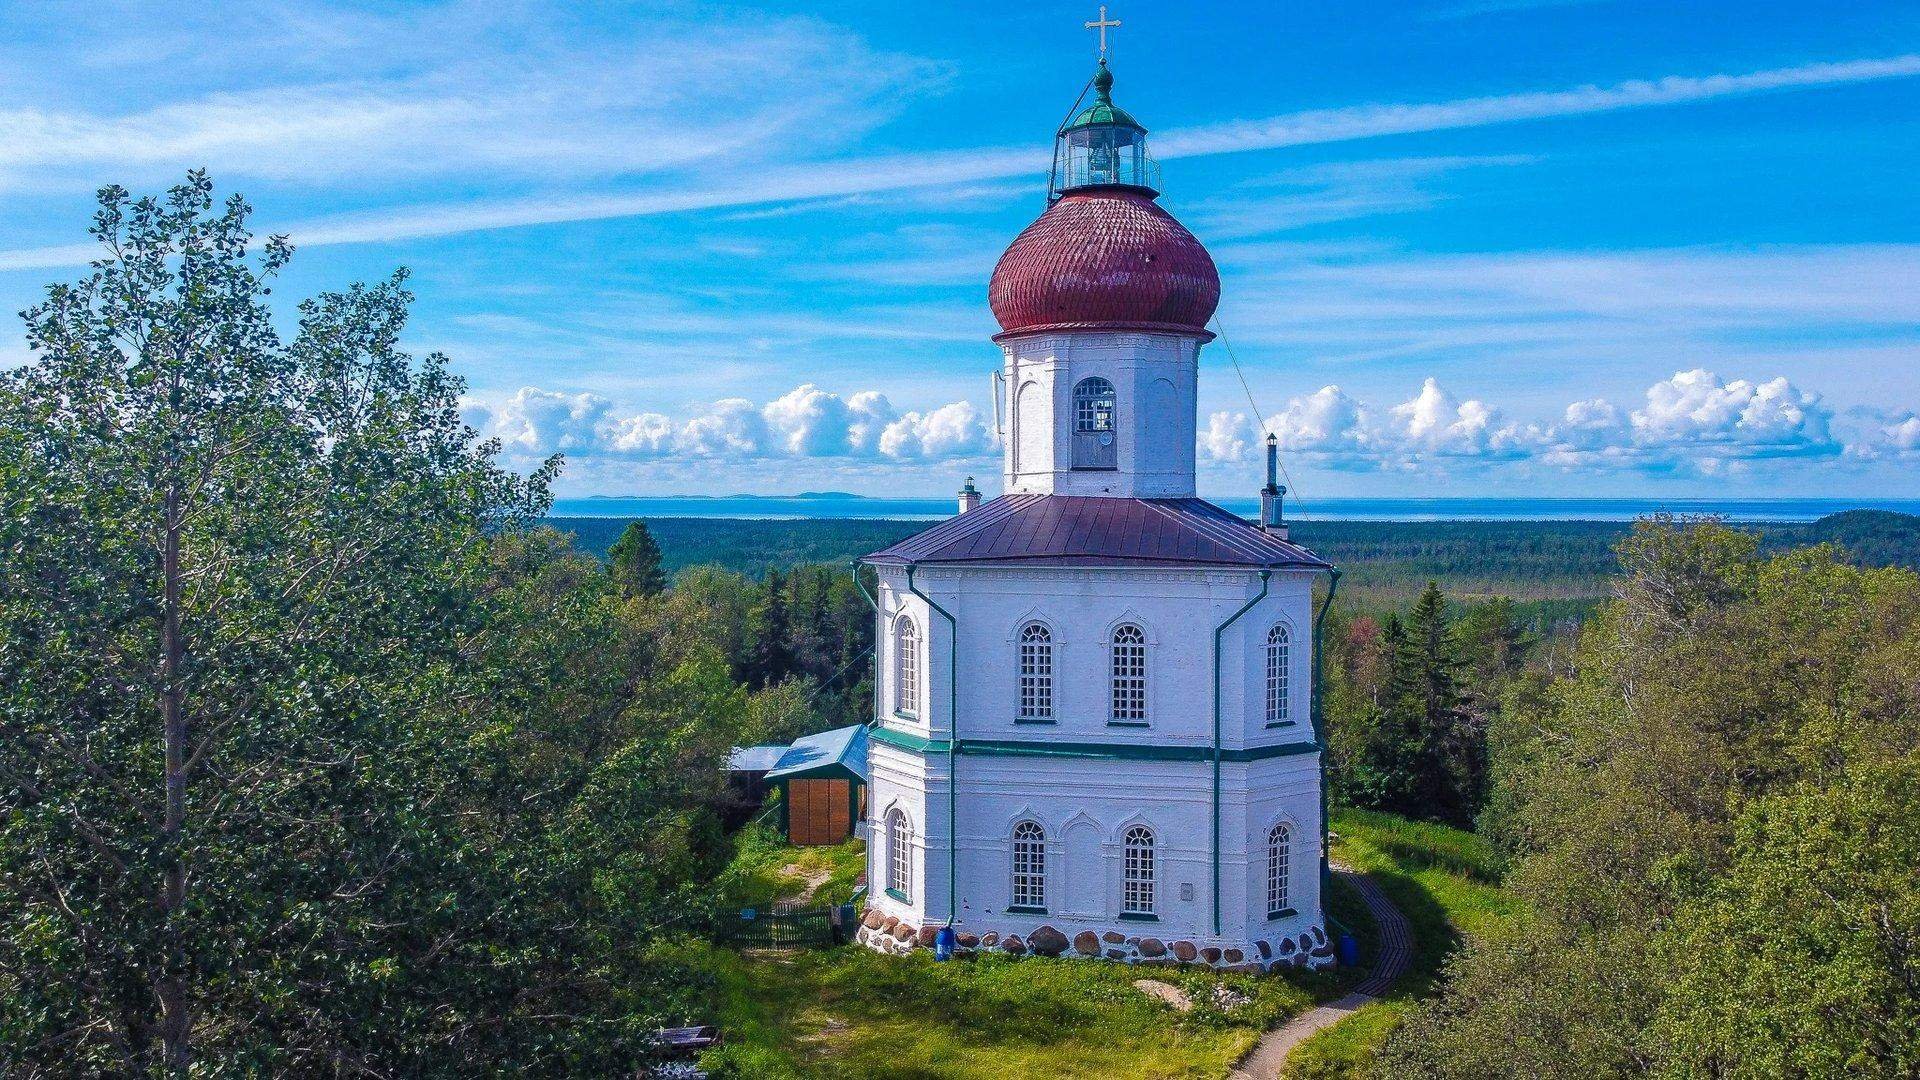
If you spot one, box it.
[1049,61,1162,200]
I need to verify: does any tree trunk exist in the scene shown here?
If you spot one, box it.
[158,479,190,1072]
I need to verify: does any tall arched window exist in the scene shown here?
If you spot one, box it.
[887,809,912,900]
[1017,623,1054,721]
[1011,821,1046,910]
[894,615,919,718]
[1122,825,1155,915]
[1267,823,1293,916]
[1266,623,1292,726]
[1072,377,1118,469]
[1110,624,1147,723]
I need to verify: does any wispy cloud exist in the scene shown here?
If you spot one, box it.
[5,52,1913,268]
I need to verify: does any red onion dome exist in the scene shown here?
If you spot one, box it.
[989,188,1220,340]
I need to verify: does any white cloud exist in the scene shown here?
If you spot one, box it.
[1200,369,1885,476]
[1629,369,1836,458]
[465,383,991,466]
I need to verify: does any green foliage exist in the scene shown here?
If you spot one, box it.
[0,176,734,1074]
[1378,518,1920,1078]
[1325,585,1496,827]
[606,519,668,597]
[1654,755,1920,1078]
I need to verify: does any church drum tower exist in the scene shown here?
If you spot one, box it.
[854,57,1337,972]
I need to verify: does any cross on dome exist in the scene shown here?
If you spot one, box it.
[1084,5,1121,59]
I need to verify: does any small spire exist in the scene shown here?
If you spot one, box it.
[1093,60,1114,103]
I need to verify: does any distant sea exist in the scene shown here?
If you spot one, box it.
[551,494,1920,523]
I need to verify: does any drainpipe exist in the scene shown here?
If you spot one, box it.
[906,564,960,928]
[1312,568,1342,885]
[1211,568,1271,937]
[849,561,880,724]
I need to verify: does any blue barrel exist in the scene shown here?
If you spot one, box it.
[1337,933,1360,967]
[934,925,958,961]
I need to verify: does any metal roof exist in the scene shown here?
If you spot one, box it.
[863,495,1332,570]
[988,188,1219,339]
[727,745,788,773]
[764,724,869,784]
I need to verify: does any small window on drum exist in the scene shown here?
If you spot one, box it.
[1072,377,1117,470]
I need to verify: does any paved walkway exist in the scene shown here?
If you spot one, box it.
[1229,866,1413,1079]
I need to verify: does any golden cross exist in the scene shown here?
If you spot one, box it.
[1085,5,1121,59]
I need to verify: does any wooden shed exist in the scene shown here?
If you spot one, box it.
[763,725,869,847]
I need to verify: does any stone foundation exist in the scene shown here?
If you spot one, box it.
[853,909,1336,972]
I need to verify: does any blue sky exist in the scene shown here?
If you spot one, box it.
[2,0,1917,499]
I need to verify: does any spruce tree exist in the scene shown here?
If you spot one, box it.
[745,568,795,689]
[606,519,668,597]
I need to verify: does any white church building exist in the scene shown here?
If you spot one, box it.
[853,57,1338,972]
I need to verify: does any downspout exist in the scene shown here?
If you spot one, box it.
[906,564,961,928]
[1211,568,1271,937]
[1312,568,1342,884]
[850,561,880,724]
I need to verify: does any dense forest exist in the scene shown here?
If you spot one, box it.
[6,178,1915,1077]
[553,509,1920,604]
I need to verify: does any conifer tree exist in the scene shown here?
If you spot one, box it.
[607,519,668,597]
[745,568,795,689]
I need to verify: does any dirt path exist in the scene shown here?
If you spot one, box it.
[1229,866,1413,1079]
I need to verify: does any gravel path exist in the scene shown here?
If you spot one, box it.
[1229,866,1413,1079]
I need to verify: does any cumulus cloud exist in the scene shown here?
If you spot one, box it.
[1200,369,1891,477]
[465,383,992,465]
[1629,369,1836,457]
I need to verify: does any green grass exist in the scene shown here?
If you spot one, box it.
[677,943,1321,1079]
[716,822,868,911]
[1280,810,1519,1080]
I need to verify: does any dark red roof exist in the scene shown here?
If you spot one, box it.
[864,494,1330,570]
[988,189,1221,340]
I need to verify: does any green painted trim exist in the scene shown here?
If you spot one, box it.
[1117,912,1159,923]
[1264,720,1299,730]
[1006,905,1048,915]
[1313,568,1342,887]
[1266,907,1299,921]
[1012,717,1057,726]
[906,564,960,929]
[884,887,910,903]
[1105,720,1151,728]
[867,724,1322,763]
[1212,569,1271,937]
[850,561,881,723]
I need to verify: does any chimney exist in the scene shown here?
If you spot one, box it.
[1259,435,1288,540]
[957,476,982,515]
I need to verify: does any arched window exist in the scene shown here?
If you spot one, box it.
[1266,624,1292,726]
[1073,377,1116,433]
[1011,821,1046,910]
[1017,623,1054,721]
[1267,823,1293,916]
[1123,825,1155,915]
[1072,377,1118,469]
[894,615,919,718]
[887,809,912,900]
[1110,624,1147,723]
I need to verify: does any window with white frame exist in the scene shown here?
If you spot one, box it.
[1011,821,1046,909]
[1110,624,1147,723]
[1266,623,1292,725]
[887,810,911,899]
[1122,825,1155,915]
[894,615,919,718]
[1017,623,1054,720]
[1073,377,1116,433]
[1268,823,1292,915]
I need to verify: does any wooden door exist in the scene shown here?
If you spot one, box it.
[787,779,851,846]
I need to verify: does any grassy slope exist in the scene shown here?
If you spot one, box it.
[688,832,1349,1079]
[1281,811,1517,1079]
